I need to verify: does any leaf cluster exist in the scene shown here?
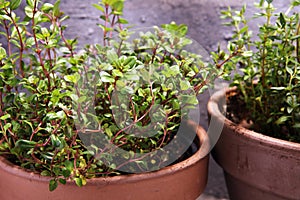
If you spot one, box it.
[220,0,300,142]
[0,0,229,191]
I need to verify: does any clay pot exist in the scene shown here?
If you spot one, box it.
[0,122,209,200]
[207,88,300,200]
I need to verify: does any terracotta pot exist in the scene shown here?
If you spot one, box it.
[0,122,209,200]
[207,88,300,200]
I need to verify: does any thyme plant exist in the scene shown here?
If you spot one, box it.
[0,0,231,191]
[220,0,300,142]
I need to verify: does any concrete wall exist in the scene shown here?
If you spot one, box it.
[55,0,294,50]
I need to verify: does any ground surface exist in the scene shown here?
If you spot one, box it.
[10,0,294,199]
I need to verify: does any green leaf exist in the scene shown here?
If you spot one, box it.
[10,0,22,10]
[41,3,54,12]
[287,107,293,114]
[162,22,188,37]
[49,179,58,191]
[275,116,290,125]
[107,49,118,62]
[62,169,71,178]
[124,71,139,81]
[59,178,67,185]
[0,1,10,9]
[14,139,37,149]
[64,74,80,84]
[291,35,300,40]
[25,6,34,18]
[180,80,191,90]
[74,178,83,187]
[41,27,50,38]
[292,0,300,6]
[41,170,51,176]
[111,0,124,15]
[239,25,248,34]
[92,3,104,12]
[100,71,115,83]
[50,134,62,148]
[286,66,294,76]
[0,113,11,120]
[26,0,34,8]
[64,160,73,171]
[0,46,7,60]
[118,17,128,24]
[241,51,253,57]
[279,13,286,28]
[271,87,285,90]
[3,123,11,132]
[293,123,300,128]
[53,0,61,17]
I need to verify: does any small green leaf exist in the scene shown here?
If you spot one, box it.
[118,17,128,24]
[180,80,191,90]
[41,27,50,38]
[26,0,34,7]
[0,114,11,120]
[49,179,58,191]
[275,116,290,125]
[287,107,293,114]
[239,25,248,34]
[271,87,285,90]
[293,123,300,128]
[74,178,83,187]
[279,13,286,28]
[10,0,22,10]
[41,170,51,176]
[25,6,34,18]
[291,35,300,40]
[124,72,139,81]
[64,74,80,84]
[92,3,104,12]
[53,0,61,17]
[3,123,11,132]
[286,66,294,76]
[59,178,67,185]
[0,1,10,9]
[62,169,71,178]
[292,0,300,6]
[41,3,54,12]
[14,139,37,149]
[241,51,253,57]
[0,46,7,60]
[64,160,73,171]
[107,49,118,62]
[100,71,115,83]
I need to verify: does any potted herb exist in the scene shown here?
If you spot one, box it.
[0,0,229,199]
[208,0,300,199]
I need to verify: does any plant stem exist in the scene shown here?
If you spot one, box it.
[0,91,3,114]
[296,20,300,63]
[261,3,272,89]
[4,9,25,77]
[32,0,51,91]
[2,20,12,56]
[57,19,74,57]
[103,4,109,46]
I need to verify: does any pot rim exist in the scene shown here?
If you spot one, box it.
[208,87,300,151]
[0,120,210,185]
